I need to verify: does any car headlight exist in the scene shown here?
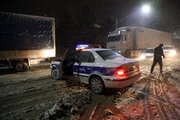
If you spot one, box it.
[140,54,145,59]
[169,50,176,57]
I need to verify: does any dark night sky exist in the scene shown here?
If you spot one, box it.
[0,0,180,55]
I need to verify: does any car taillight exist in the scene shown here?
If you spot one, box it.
[137,65,139,70]
[115,67,128,76]
[116,69,124,76]
[136,65,140,71]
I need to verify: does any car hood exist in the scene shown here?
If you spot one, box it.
[142,53,154,56]
[163,49,173,53]
[104,58,139,67]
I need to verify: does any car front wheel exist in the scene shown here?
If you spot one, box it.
[51,68,59,80]
[89,76,104,94]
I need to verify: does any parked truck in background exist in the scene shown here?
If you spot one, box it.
[107,26,173,57]
[0,12,56,71]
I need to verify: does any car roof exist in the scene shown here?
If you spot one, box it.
[146,48,154,50]
[163,45,174,48]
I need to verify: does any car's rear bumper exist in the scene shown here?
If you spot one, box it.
[103,72,141,88]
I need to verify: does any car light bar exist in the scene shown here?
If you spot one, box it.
[76,44,89,50]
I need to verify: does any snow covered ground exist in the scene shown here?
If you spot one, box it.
[0,57,180,120]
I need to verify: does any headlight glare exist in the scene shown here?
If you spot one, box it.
[169,50,176,57]
[140,55,145,59]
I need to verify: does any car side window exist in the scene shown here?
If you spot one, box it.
[78,51,95,63]
[89,53,95,63]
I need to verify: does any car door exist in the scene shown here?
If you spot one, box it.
[73,51,95,84]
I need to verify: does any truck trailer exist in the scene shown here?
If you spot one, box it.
[0,12,56,71]
[107,26,172,57]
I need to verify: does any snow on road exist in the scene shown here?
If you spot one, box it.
[114,58,180,120]
[0,58,180,120]
[0,69,50,97]
[0,66,79,120]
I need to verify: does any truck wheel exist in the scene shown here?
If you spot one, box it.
[89,76,104,94]
[51,68,59,80]
[23,62,29,71]
[15,62,29,72]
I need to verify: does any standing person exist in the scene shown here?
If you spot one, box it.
[150,44,165,73]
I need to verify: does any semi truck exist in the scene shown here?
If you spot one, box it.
[107,26,173,57]
[0,12,56,71]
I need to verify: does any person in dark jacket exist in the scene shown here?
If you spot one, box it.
[150,44,165,73]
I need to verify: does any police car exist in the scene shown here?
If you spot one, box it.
[50,48,141,94]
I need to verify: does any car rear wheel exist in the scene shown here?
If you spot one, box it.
[90,76,104,94]
[51,68,59,80]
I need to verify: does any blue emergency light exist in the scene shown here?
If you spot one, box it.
[76,44,89,50]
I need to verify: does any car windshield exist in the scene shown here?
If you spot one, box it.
[144,49,154,53]
[96,50,123,60]
[163,46,174,50]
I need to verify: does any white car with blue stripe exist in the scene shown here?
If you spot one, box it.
[50,48,141,94]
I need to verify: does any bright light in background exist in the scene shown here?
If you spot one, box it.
[43,50,55,58]
[141,4,151,14]
[169,50,176,57]
[139,54,145,59]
